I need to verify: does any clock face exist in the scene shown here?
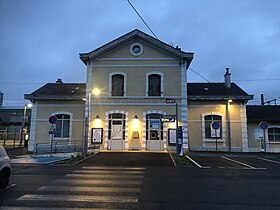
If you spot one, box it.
[130,43,143,56]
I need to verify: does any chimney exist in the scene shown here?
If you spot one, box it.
[56,78,63,84]
[224,68,231,88]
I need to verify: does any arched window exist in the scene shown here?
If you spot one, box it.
[148,74,161,96]
[268,127,280,142]
[204,115,222,139]
[109,72,126,96]
[54,114,70,138]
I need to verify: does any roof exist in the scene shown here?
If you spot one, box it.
[187,83,253,101]
[79,29,194,66]
[247,105,280,122]
[24,83,86,101]
[25,81,252,102]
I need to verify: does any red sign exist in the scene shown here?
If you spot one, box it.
[166,98,176,103]
[49,116,57,124]
[259,121,269,130]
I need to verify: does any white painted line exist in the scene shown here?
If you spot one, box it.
[65,174,144,179]
[72,169,145,174]
[54,179,142,185]
[258,157,280,164]
[185,155,210,169]
[18,194,138,203]
[38,185,141,193]
[221,156,266,170]
[81,166,146,170]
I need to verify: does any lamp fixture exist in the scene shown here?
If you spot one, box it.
[134,115,138,119]
[96,115,100,119]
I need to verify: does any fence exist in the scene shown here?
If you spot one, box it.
[0,132,22,148]
[34,139,85,155]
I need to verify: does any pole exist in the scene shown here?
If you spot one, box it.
[20,104,27,147]
[226,101,231,151]
[215,129,218,151]
[263,129,266,153]
[176,103,178,156]
[50,124,53,157]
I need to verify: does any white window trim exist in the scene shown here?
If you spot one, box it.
[50,111,73,142]
[201,112,226,147]
[145,71,164,97]
[109,72,127,97]
[268,126,280,143]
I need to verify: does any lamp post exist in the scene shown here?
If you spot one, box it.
[84,88,100,158]
[20,104,32,147]
[226,99,232,151]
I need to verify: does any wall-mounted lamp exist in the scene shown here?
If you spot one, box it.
[96,115,100,119]
[228,99,233,103]
[132,115,139,131]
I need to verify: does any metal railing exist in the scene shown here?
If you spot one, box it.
[0,132,22,148]
[34,139,84,155]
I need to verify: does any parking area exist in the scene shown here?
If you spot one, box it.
[186,152,280,170]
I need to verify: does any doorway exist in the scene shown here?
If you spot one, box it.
[146,114,163,151]
[108,113,125,150]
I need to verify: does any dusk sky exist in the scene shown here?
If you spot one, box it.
[0,0,279,106]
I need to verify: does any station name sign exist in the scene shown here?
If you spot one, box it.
[166,98,176,103]
[162,115,176,122]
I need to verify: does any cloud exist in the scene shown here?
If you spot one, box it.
[0,0,279,105]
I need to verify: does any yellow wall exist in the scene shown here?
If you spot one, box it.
[188,101,243,151]
[33,101,85,146]
[91,41,182,97]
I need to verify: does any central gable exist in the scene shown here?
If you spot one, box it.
[80,29,194,66]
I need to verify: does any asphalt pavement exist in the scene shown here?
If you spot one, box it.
[82,151,175,167]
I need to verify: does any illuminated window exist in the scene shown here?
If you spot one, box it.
[146,114,163,141]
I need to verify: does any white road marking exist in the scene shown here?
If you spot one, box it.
[38,185,141,193]
[258,157,280,164]
[185,155,210,169]
[18,194,138,203]
[81,166,146,170]
[65,173,144,179]
[53,178,142,185]
[72,169,145,174]
[221,156,266,170]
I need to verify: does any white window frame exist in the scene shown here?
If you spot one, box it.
[201,112,226,146]
[268,126,280,143]
[51,111,73,141]
[145,71,164,97]
[109,72,127,97]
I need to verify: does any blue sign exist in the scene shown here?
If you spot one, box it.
[259,121,268,130]
[212,121,220,130]
[49,115,57,124]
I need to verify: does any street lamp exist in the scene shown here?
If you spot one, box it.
[83,88,100,157]
[226,99,232,151]
[20,103,32,147]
